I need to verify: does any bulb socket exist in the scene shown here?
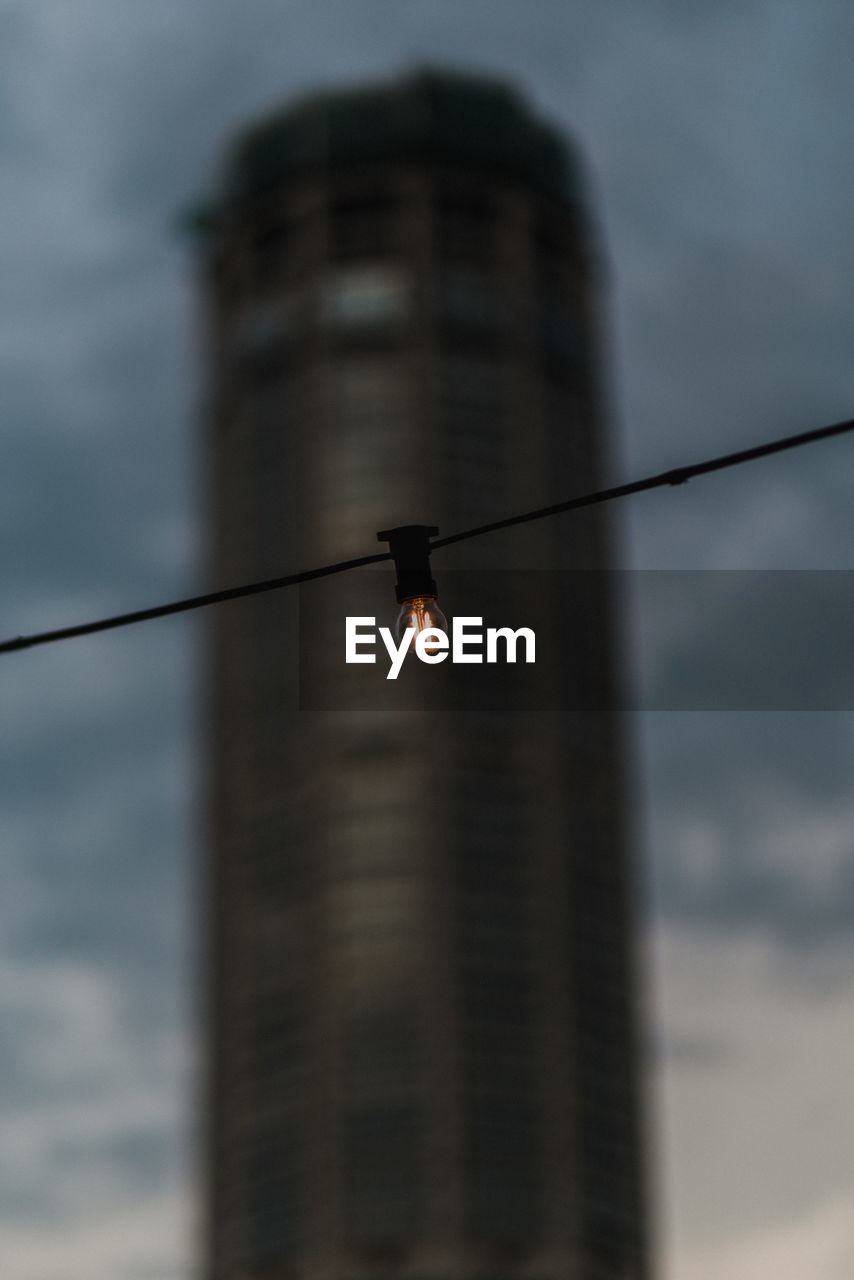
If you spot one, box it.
[377,524,439,604]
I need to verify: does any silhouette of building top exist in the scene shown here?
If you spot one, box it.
[216,67,579,207]
[199,65,649,1280]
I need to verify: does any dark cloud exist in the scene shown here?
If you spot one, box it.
[653,1025,730,1070]
[632,572,854,710]
[0,624,196,996]
[635,711,854,950]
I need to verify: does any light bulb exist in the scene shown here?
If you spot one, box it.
[396,594,449,655]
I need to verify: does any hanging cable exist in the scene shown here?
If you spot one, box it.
[0,550,391,654]
[431,413,854,549]
[1,413,852,656]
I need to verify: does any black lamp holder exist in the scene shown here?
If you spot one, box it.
[377,525,439,604]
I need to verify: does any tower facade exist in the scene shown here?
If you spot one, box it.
[198,69,649,1280]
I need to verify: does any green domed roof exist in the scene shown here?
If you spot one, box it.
[219,68,578,207]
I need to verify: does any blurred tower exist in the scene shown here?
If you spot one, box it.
[196,69,649,1280]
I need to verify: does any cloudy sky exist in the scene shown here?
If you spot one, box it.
[2,2,854,1277]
